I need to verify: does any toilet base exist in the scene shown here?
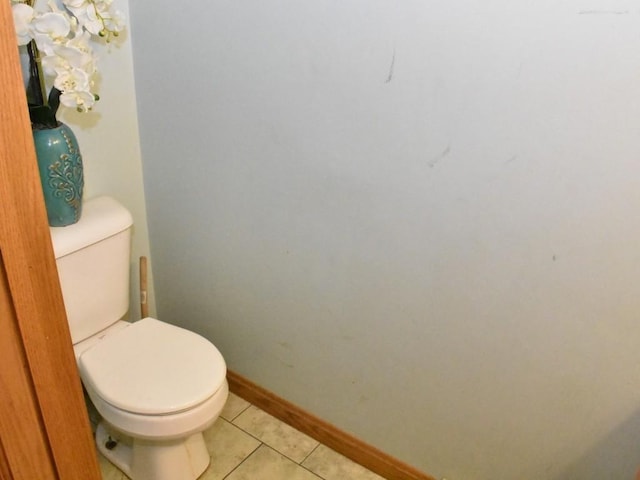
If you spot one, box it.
[96,422,211,480]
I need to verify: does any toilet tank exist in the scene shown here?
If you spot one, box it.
[50,196,134,344]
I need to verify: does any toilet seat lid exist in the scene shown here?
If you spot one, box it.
[78,317,226,415]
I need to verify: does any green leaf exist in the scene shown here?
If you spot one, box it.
[48,87,61,119]
[29,104,59,130]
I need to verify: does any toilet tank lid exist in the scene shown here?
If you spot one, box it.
[50,196,133,259]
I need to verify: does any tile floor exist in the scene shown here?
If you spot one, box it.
[98,392,385,480]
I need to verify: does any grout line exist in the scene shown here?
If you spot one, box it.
[222,441,263,479]
[300,442,321,466]
[225,401,252,423]
[262,444,325,480]
[229,404,320,465]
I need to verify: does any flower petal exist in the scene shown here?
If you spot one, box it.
[12,3,34,45]
[32,12,71,38]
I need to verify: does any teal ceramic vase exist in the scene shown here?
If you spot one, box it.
[32,122,84,227]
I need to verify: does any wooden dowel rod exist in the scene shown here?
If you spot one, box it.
[139,256,148,319]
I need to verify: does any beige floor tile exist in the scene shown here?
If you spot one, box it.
[232,406,319,463]
[226,445,321,480]
[302,444,385,480]
[220,392,251,421]
[98,452,127,480]
[201,418,261,480]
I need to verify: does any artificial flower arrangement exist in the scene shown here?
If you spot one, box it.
[11,0,125,129]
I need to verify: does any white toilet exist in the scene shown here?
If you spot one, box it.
[51,196,228,480]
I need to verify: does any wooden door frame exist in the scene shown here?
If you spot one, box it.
[0,2,101,478]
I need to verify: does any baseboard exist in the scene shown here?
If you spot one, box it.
[226,370,436,480]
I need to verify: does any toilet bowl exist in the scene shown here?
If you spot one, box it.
[75,318,228,480]
[52,196,229,480]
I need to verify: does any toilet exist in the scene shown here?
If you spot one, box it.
[51,196,228,480]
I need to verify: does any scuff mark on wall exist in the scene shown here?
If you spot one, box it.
[385,48,396,84]
[428,145,451,168]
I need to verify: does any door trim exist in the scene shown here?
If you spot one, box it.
[0,2,101,478]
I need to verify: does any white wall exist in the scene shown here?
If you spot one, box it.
[130,1,640,478]
[58,0,155,320]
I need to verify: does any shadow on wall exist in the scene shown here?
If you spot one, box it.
[555,407,640,480]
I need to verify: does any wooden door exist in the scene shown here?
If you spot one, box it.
[0,1,101,478]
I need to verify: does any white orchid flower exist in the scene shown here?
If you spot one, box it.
[95,0,124,30]
[62,0,124,38]
[32,32,57,54]
[63,1,102,35]
[12,3,34,46]
[40,42,93,76]
[54,67,90,93]
[66,30,93,62]
[31,11,71,41]
[100,7,125,34]
[60,89,96,111]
